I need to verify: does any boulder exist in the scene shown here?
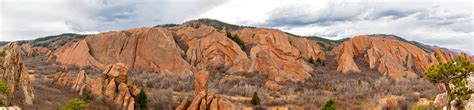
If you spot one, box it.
[114,83,129,106]
[176,97,191,110]
[129,85,140,97]
[188,91,205,110]
[433,93,448,107]
[103,63,128,84]
[72,70,87,91]
[104,79,117,99]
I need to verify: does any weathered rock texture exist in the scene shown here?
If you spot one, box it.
[54,28,192,74]
[177,70,239,110]
[52,63,137,110]
[331,35,432,79]
[0,42,35,105]
[20,43,50,57]
[228,28,325,82]
[175,25,248,70]
[433,48,454,63]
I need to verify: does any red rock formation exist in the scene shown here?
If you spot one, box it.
[52,63,138,110]
[54,28,192,74]
[229,28,324,82]
[0,42,35,105]
[175,25,248,70]
[331,35,431,79]
[20,43,50,57]
[433,48,454,63]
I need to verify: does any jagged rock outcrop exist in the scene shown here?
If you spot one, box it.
[52,72,73,87]
[177,70,238,110]
[20,43,50,57]
[433,47,454,63]
[0,42,35,105]
[433,93,448,107]
[54,28,192,74]
[228,28,324,82]
[97,63,136,109]
[331,35,432,79]
[175,25,248,70]
[52,63,137,110]
[72,70,87,91]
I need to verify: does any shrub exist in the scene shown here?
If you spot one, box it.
[322,98,336,110]
[226,32,245,49]
[251,92,260,105]
[309,58,323,67]
[131,73,194,92]
[136,88,148,108]
[60,98,89,110]
[411,103,436,110]
[0,82,9,95]
[0,51,6,57]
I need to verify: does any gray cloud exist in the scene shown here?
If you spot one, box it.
[0,0,227,41]
[259,1,473,54]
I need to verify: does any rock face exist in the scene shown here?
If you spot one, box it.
[433,93,448,107]
[433,48,454,63]
[97,63,137,109]
[0,42,35,105]
[52,63,138,110]
[331,35,432,79]
[177,70,238,110]
[54,28,192,74]
[176,25,248,70]
[229,28,325,82]
[20,43,50,57]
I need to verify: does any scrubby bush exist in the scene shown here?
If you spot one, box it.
[148,89,176,110]
[251,92,260,105]
[411,103,436,110]
[131,73,194,92]
[226,32,245,49]
[0,82,9,95]
[60,98,89,110]
[322,98,336,110]
[136,88,148,108]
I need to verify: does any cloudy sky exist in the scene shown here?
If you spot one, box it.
[1,0,473,53]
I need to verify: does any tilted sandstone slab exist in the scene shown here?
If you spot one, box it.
[55,28,192,74]
[20,43,50,57]
[433,47,454,63]
[331,35,432,79]
[229,28,323,82]
[175,25,248,70]
[0,42,35,105]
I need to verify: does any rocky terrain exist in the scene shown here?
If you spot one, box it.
[0,18,472,109]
